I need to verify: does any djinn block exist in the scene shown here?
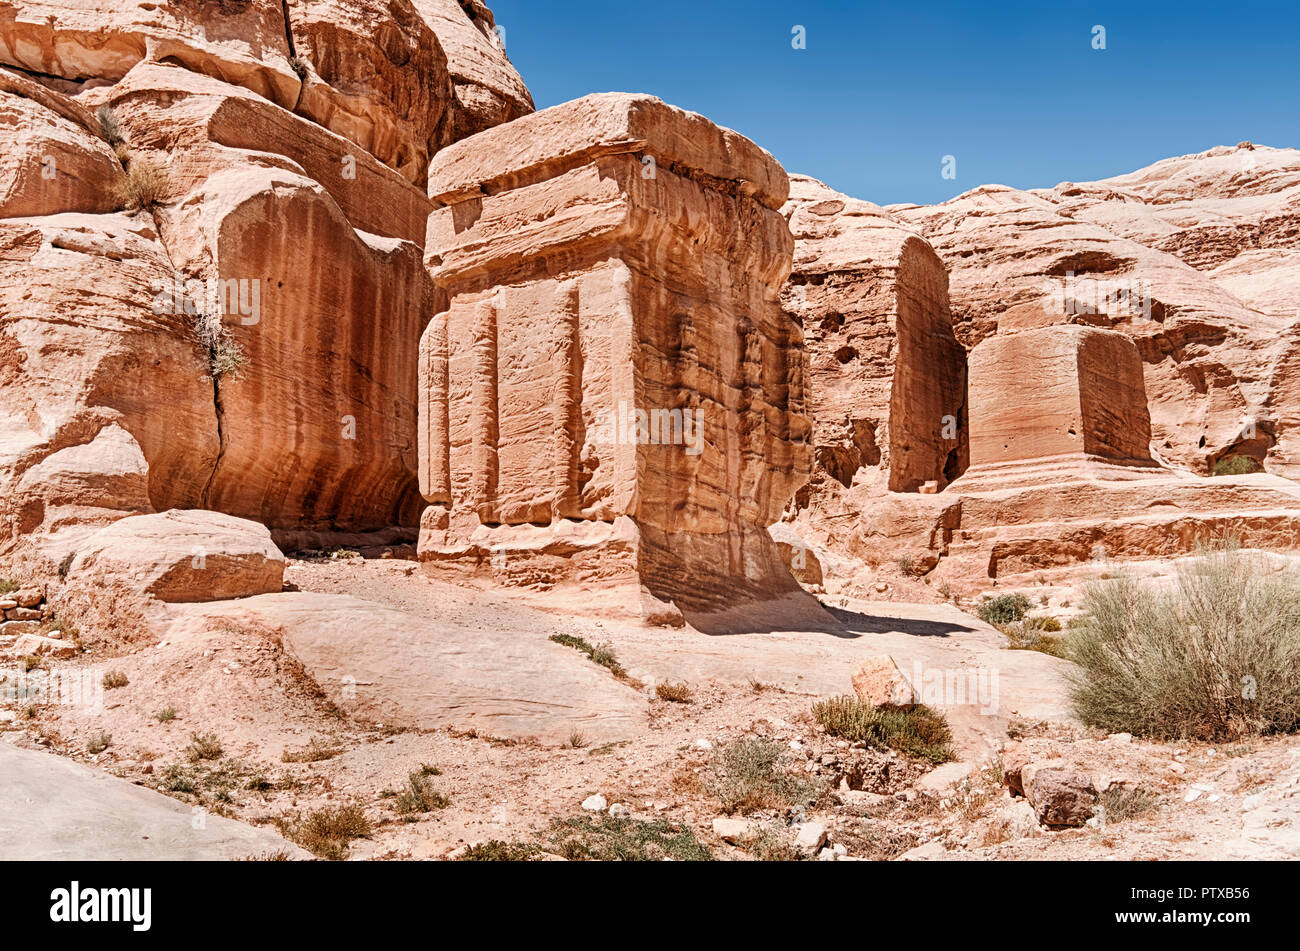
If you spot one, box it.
[417,94,812,619]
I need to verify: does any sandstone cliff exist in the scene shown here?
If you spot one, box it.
[0,0,531,565]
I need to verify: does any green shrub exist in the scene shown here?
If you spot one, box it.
[0,577,17,595]
[706,737,823,814]
[277,805,371,860]
[86,731,112,755]
[1213,455,1263,477]
[547,815,712,861]
[548,633,625,677]
[1066,544,1300,740]
[812,696,954,764]
[394,770,450,818]
[977,593,1031,626]
[186,732,223,762]
[458,840,543,862]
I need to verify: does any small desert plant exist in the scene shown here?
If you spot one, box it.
[707,737,823,815]
[458,840,543,861]
[280,736,342,763]
[246,771,273,792]
[96,105,126,148]
[113,155,169,211]
[155,707,177,723]
[977,593,1031,626]
[0,577,17,595]
[655,681,693,703]
[186,731,223,762]
[1066,542,1300,740]
[289,55,309,78]
[21,655,43,673]
[567,729,587,749]
[102,670,129,689]
[160,764,197,793]
[393,770,450,818]
[549,633,625,677]
[277,804,372,860]
[1097,785,1161,823]
[1002,620,1069,658]
[195,311,248,381]
[86,731,112,754]
[749,826,805,862]
[1213,455,1263,477]
[895,555,918,578]
[547,815,712,862]
[812,695,954,764]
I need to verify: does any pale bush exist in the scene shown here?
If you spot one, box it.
[1067,543,1300,740]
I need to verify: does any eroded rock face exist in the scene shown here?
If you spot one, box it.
[411,0,533,140]
[418,93,812,616]
[783,176,967,496]
[0,1,531,569]
[889,144,1300,477]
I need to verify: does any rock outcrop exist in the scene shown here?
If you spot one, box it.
[782,176,967,496]
[0,1,532,570]
[785,146,1300,594]
[888,144,1300,478]
[65,509,285,604]
[417,93,812,619]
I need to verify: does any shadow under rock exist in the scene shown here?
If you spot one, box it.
[683,591,977,638]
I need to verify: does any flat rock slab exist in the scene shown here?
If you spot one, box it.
[167,593,648,746]
[606,593,1073,758]
[0,741,307,861]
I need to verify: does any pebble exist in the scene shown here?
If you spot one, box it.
[581,794,608,812]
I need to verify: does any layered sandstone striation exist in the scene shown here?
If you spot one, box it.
[418,94,812,618]
[0,1,531,570]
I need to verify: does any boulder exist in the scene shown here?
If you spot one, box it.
[712,817,758,844]
[10,632,75,657]
[1020,764,1097,828]
[65,510,285,603]
[850,655,916,707]
[793,821,827,854]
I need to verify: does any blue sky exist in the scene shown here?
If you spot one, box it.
[489,0,1299,206]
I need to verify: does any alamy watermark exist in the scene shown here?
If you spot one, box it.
[591,401,704,456]
[152,276,261,326]
[1042,270,1153,322]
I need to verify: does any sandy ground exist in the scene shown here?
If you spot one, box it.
[2,556,1297,861]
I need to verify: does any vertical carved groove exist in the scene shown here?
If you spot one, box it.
[470,294,499,521]
[420,312,451,504]
[553,279,582,519]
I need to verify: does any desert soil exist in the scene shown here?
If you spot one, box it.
[2,556,1298,861]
